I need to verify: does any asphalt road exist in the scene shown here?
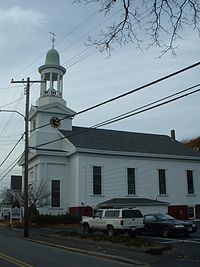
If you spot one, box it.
[0,226,140,267]
[37,220,200,267]
[1,221,200,267]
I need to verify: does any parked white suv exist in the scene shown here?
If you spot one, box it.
[81,208,144,237]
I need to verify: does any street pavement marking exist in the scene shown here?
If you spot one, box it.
[143,235,200,244]
[0,252,33,267]
[161,239,200,245]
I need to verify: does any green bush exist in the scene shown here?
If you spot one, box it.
[31,213,81,225]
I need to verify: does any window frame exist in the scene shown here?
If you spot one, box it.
[93,166,102,195]
[158,169,166,195]
[188,206,195,218]
[187,170,194,195]
[127,167,136,195]
[51,180,60,207]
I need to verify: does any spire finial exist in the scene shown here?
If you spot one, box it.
[49,31,56,49]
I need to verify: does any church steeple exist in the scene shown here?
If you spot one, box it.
[38,40,66,99]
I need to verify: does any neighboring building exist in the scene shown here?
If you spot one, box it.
[10,175,22,193]
[19,46,200,219]
[0,175,22,221]
[97,198,169,215]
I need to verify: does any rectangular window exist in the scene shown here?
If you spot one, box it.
[158,169,166,195]
[93,166,102,195]
[187,170,194,194]
[188,206,195,218]
[127,168,135,195]
[51,180,60,207]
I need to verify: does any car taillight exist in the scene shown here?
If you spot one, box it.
[120,220,124,226]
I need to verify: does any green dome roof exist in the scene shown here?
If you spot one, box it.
[45,48,60,65]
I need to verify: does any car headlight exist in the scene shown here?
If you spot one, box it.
[174,225,184,228]
[192,224,196,227]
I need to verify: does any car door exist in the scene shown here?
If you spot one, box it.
[92,210,104,229]
[144,215,157,232]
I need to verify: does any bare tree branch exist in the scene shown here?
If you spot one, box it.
[73,0,200,56]
[15,180,50,209]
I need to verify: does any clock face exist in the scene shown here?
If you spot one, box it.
[50,117,61,128]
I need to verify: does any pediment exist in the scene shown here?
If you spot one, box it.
[29,103,76,120]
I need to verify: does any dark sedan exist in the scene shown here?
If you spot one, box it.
[143,213,197,238]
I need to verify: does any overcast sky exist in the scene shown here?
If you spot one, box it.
[0,0,199,187]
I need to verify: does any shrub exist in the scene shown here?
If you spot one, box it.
[31,213,81,225]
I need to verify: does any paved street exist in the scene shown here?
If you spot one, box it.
[0,222,200,267]
[0,226,142,267]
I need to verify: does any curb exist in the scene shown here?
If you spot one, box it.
[26,238,148,266]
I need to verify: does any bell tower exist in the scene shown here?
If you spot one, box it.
[29,39,76,149]
[38,48,66,99]
[36,37,67,108]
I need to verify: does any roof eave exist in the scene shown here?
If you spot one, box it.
[71,147,200,161]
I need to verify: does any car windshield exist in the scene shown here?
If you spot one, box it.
[155,214,175,221]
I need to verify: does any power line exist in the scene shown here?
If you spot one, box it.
[93,86,200,128]
[20,9,100,78]
[0,92,24,138]
[62,3,161,69]
[57,10,98,45]
[0,155,22,182]
[31,83,200,149]
[29,60,200,133]
[92,83,200,128]
[0,97,24,109]
[73,61,200,116]
[0,85,24,90]
[65,48,97,69]
[26,8,123,77]
[0,135,24,168]
[61,9,122,54]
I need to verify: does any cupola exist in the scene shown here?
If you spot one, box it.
[38,46,66,98]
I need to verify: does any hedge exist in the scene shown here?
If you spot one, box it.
[31,213,81,225]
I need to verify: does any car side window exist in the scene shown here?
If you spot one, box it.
[94,210,103,218]
[144,215,156,223]
[105,210,120,218]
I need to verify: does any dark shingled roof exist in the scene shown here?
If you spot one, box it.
[60,126,200,157]
[97,198,168,208]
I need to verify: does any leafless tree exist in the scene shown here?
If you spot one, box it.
[15,180,50,211]
[0,188,13,205]
[73,0,200,56]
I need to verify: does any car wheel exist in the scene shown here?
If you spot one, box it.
[107,225,115,237]
[83,223,91,235]
[162,227,170,238]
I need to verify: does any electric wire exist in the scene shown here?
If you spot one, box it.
[25,9,122,77]
[0,97,24,109]
[72,61,200,116]
[30,83,200,149]
[0,85,24,90]
[0,135,24,168]
[57,9,99,45]
[29,60,200,133]
[13,10,99,79]
[92,86,200,128]
[66,48,97,69]
[92,83,200,128]
[0,155,22,182]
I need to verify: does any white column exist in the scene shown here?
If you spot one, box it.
[50,73,53,91]
[57,73,61,95]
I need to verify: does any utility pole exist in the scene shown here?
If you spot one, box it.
[11,77,45,238]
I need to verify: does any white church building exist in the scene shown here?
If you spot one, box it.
[19,46,200,219]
